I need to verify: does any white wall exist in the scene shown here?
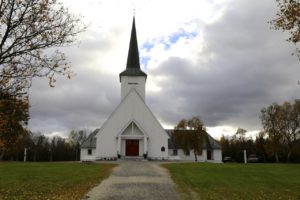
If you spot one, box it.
[80,148,96,161]
[212,150,222,163]
[168,149,206,161]
[121,76,146,101]
[168,149,222,162]
[121,140,125,156]
[139,139,144,156]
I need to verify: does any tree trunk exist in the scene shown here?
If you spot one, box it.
[0,151,4,160]
[287,151,291,163]
[50,150,53,161]
[194,151,197,162]
[76,148,79,161]
[33,150,37,162]
[77,148,80,161]
[78,149,80,161]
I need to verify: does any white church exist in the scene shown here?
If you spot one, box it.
[80,18,222,162]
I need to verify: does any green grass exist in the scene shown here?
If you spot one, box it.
[0,162,116,200]
[163,163,300,200]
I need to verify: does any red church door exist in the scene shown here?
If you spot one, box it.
[126,140,139,156]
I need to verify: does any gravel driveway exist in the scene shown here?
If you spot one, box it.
[83,161,180,200]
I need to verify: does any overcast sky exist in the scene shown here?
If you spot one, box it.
[28,0,300,139]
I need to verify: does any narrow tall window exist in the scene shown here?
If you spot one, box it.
[88,149,92,155]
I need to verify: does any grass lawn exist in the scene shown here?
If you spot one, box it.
[0,162,116,200]
[163,163,300,200]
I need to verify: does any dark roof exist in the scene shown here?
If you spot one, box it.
[119,17,147,80]
[166,129,221,150]
[203,132,222,150]
[81,129,99,148]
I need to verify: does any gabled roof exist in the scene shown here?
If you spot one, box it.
[117,119,149,138]
[81,129,99,148]
[166,129,221,150]
[204,132,222,150]
[98,88,170,139]
[119,17,147,80]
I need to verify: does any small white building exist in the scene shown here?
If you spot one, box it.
[166,130,222,163]
[80,17,222,162]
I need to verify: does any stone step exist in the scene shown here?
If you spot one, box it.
[124,156,145,161]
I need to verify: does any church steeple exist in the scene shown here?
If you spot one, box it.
[126,16,140,70]
[119,17,147,81]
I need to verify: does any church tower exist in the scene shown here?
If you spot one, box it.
[119,17,147,101]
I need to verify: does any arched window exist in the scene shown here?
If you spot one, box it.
[161,146,165,152]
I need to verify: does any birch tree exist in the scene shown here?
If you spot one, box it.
[174,117,206,162]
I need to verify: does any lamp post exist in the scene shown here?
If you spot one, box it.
[243,150,247,164]
[24,148,27,162]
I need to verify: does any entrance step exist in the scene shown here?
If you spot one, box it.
[124,156,145,161]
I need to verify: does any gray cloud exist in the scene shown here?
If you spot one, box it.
[147,0,300,131]
[29,67,120,134]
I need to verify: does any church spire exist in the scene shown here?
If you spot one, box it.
[126,16,140,69]
[120,17,147,81]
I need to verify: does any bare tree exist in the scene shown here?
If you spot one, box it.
[69,129,87,160]
[0,0,86,96]
[232,128,247,142]
[31,132,49,161]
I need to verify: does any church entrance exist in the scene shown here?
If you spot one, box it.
[125,140,139,156]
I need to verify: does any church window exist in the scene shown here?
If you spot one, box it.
[88,149,92,155]
[173,149,178,156]
[161,146,165,152]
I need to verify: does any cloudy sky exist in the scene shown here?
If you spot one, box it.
[28,0,300,139]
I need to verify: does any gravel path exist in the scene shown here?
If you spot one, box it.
[83,161,180,200]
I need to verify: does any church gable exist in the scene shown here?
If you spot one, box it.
[121,121,144,136]
[97,88,167,139]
